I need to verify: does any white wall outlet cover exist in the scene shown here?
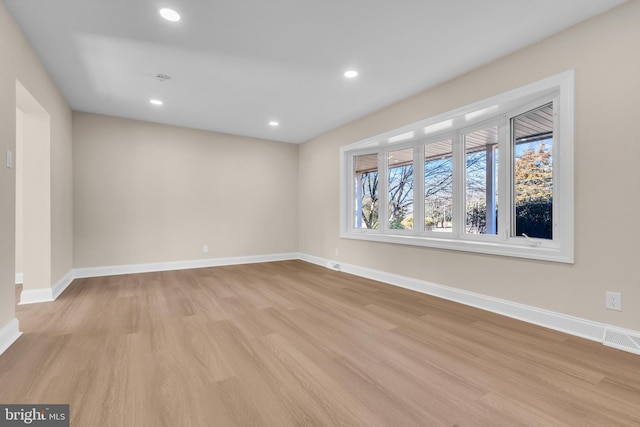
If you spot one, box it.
[606,291,622,311]
[6,150,13,168]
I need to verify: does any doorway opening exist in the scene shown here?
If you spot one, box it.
[15,80,52,304]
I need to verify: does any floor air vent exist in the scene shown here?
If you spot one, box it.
[603,328,640,355]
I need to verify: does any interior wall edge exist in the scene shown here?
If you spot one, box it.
[0,318,22,357]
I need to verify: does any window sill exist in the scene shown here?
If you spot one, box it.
[340,230,573,264]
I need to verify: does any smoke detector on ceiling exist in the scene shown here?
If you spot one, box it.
[155,74,171,83]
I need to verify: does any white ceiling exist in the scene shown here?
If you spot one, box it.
[4,0,627,144]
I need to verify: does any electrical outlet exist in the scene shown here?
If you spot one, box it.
[202,244,208,253]
[335,248,339,257]
[606,291,622,311]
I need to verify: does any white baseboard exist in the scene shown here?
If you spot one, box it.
[18,271,74,305]
[16,251,638,355]
[73,252,299,279]
[20,253,300,305]
[298,253,640,351]
[0,318,22,356]
[15,272,23,285]
[52,270,75,300]
[19,287,54,305]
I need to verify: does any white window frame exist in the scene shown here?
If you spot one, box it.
[340,70,574,263]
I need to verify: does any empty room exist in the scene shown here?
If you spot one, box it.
[1,1,639,425]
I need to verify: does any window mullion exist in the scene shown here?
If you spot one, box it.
[379,149,389,233]
[485,143,497,234]
[414,144,425,234]
[452,131,465,238]
[499,117,510,241]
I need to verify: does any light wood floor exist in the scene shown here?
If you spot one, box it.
[1,261,639,426]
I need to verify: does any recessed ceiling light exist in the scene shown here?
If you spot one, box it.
[344,70,359,78]
[159,8,180,22]
[150,99,163,106]
[269,121,279,127]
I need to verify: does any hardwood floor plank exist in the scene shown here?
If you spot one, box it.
[2,260,639,426]
[260,332,388,427]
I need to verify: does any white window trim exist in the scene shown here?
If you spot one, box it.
[340,70,574,263]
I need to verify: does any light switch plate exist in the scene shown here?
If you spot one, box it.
[6,150,12,169]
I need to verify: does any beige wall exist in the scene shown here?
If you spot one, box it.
[0,2,73,326]
[73,112,299,268]
[299,1,640,331]
[15,108,23,279]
